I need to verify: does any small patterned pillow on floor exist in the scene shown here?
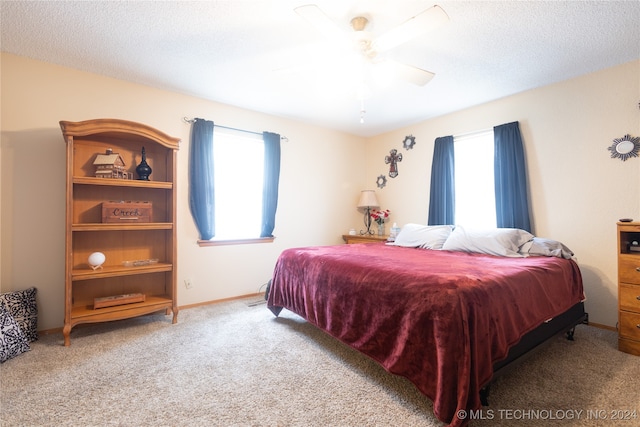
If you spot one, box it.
[0,305,30,363]
[0,287,38,342]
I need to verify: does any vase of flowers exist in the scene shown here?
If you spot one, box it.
[370,209,390,236]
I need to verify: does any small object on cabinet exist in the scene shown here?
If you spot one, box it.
[122,258,159,267]
[389,223,401,241]
[94,293,146,309]
[87,252,106,270]
[136,146,153,180]
[93,149,130,179]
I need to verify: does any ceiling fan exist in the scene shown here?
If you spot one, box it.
[294,4,450,88]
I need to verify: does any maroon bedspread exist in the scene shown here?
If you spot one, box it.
[267,243,584,426]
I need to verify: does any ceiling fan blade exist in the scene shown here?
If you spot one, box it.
[377,59,435,86]
[294,4,348,44]
[374,5,449,52]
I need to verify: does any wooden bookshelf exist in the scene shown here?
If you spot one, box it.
[60,119,180,346]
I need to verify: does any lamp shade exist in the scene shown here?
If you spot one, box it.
[357,190,379,209]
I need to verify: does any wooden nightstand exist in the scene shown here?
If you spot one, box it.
[342,234,389,244]
[617,221,640,356]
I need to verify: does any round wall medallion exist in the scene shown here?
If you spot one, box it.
[403,135,416,150]
[608,134,640,161]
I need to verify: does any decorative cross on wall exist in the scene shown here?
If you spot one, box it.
[385,149,403,178]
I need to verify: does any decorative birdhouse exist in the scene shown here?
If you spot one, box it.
[93,148,130,179]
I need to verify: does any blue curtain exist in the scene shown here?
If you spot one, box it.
[494,121,531,232]
[260,131,281,237]
[189,119,215,240]
[428,136,455,225]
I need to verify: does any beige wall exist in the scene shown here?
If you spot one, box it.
[367,60,640,327]
[0,53,366,331]
[1,53,638,331]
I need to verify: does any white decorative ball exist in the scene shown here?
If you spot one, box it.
[88,252,106,268]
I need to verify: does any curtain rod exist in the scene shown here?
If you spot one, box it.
[183,117,288,142]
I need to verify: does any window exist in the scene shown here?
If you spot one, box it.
[212,128,264,240]
[428,122,530,231]
[453,130,496,228]
[189,119,280,245]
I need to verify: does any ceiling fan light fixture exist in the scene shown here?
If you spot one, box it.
[350,16,368,32]
[350,17,376,59]
[294,4,448,123]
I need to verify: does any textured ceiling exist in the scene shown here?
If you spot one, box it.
[1,1,639,137]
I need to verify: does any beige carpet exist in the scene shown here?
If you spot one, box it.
[1,297,639,427]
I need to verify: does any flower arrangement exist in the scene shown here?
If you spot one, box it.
[370,209,390,225]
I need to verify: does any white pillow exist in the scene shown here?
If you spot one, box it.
[519,237,575,259]
[389,224,454,250]
[442,226,534,257]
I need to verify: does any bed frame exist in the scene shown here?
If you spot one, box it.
[480,301,588,405]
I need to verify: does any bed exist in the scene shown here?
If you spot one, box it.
[266,225,586,426]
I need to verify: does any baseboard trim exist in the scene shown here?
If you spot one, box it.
[587,322,617,332]
[38,293,265,336]
[178,293,264,310]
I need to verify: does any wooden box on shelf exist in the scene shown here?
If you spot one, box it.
[60,118,180,346]
[101,200,152,223]
[94,293,146,309]
[617,221,640,356]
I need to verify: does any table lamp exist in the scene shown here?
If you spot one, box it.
[357,190,379,235]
